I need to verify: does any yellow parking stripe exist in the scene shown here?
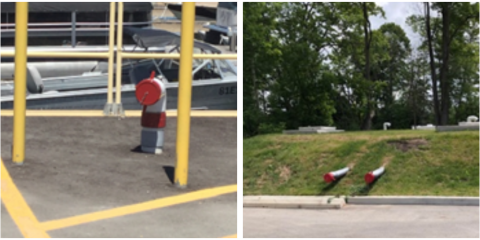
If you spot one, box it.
[1,159,51,238]
[222,234,237,238]
[40,184,237,231]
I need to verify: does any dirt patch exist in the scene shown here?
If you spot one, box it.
[277,135,323,143]
[382,155,394,166]
[264,159,274,165]
[358,144,368,153]
[347,162,356,169]
[277,165,291,182]
[319,153,329,159]
[269,144,282,150]
[256,172,268,188]
[387,138,428,152]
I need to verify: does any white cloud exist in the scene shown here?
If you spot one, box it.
[370,2,426,48]
[375,1,388,7]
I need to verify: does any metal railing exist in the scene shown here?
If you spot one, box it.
[0,51,237,59]
[4,2,237,188]
[1,21,153,27]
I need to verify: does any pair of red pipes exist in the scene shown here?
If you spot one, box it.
[323,166,385,184]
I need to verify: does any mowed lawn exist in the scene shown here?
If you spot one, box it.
[244,130,479,196]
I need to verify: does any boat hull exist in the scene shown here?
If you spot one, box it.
[1,82,237,110]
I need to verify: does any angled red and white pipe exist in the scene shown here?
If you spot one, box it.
[364,166,385,184]
[135,71,167,154]
[323,167,350,183]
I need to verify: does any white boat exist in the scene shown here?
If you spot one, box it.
[1,28,237,110]
[1,45,166,80]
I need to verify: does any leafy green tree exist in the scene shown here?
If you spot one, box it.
[243,3,282,137]
[267,2,342,129]
[408,2,479,125]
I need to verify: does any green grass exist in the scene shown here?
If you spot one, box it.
[243,130,479,196]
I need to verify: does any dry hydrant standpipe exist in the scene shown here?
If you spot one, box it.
[324,167,350,183]
[135,71,167,154]
[365,166,385,184]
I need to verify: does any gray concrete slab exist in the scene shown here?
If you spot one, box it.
[1,116,237,237]
[244,205,479,238]
[1,204,24,238]
[347,196,479,206]
[436,125,479,132]
[243,196,345,209]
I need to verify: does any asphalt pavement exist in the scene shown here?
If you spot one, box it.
[1,115,237,238]
[244,205,479,238]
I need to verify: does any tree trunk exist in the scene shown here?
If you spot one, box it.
[439,4,451,125]
[251,58,258,109]
[411,60,417,128]
[261,89,268,112]
[424,2,440,125]
[361,2,373,130]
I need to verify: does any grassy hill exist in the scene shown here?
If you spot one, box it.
[244,130,479,196]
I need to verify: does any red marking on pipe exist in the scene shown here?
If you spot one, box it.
[141,110,166,128]
[149,70,156,80]
[365,172,375,184]
[323,173,336,183]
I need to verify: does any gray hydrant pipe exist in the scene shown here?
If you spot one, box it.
[324,167,350,183]
[365,166,385,184]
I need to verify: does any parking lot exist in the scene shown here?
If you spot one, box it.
[244,205,479,238]
[1,111,237,238]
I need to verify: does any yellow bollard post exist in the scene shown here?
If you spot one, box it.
[103,2,116,115]
[174,2,195,188]
[12,2,29,164]
[114,2,125,116]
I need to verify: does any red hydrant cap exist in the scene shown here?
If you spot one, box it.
[135,72,162,106]
[365,172,375,184]
[323,173,336,183]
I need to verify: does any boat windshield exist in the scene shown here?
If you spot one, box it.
[130,46,236,83]
[215,59,236,78]
[159,57,235,82]
[218,2,237,10]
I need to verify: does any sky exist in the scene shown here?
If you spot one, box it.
[371,2,433,48]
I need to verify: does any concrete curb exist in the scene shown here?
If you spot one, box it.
[346,196,479,206]
[243,196,479,209]
[243,196,345,209]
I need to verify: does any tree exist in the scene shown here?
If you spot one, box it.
[267,2,340,129]
[330,2,385,130]
[448,15,480,123]
[243,3,282,137]
[374,23,411,128]
[403,51,431,128]
[423,2,441,125]
[410,2,479,125]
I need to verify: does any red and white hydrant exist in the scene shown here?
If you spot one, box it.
[135,71,167,154]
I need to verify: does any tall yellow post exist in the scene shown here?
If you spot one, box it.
[114,2,124,116]
[104,2,116,114]
[174,2,195,188]
[12,2,28,164]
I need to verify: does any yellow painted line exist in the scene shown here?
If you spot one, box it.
[0,110,237,117]
[0,110,103,117]
[0,159,51,238]
[222,234,237,238]
[137,110,236,117]
[40,184,237,231]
